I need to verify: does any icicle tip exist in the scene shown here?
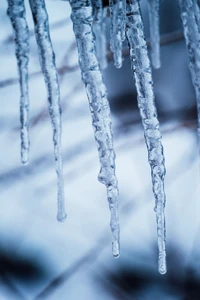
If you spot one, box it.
[152,59,161,70]
[21,151,29,165]
[112,240,120,258]
[158,251,167,275]
[57,212,67,223]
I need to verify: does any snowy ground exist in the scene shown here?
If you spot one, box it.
[0,0,200,299]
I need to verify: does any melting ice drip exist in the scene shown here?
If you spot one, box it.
[7,0,66,222]
[70,0,120,258]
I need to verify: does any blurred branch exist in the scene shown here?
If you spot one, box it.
[35,141,197,300]
[0,111,197,190]
[1,275,25,300]
[0,41,78,89]
[3,18,71,45]
[0,62,79,89]
[31,121,197,195]
[0,30,183,89]
[107,30,184,61]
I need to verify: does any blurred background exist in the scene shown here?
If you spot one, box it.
[0,0,200,299]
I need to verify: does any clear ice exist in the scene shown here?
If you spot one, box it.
[126,0,167,274]
[147,0,161,69]
[29,0,66,222]
[193,0,200,32]
[92,1,108,69]
[70,0,120,257]
[109,0,124,68]
[179,0,200,143]
[7,0,30,164]
[119,0,126,42]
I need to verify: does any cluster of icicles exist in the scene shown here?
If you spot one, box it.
[6,0,200,275]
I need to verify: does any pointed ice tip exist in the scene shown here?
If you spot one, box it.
[151,57,161,70]
[21,153,29,165]
[158,267,167,275]
[158,252,167,275]
[152,62,161,70]
[112,241,120,258]
[57,213,67,223]
[113,252,120,259]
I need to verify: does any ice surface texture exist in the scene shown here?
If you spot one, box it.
[126,0,167,274]
[70,0,120,257]
[7,0,30,164]
[29,0,66,222]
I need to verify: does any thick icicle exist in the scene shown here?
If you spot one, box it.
[70,0,120,257]
[147,0,161,69]
[29,0,66,222]
[7,0,30,164]
[109,0,124,68]
[92,1,108,69]
[126,0,167,274]
[178,0,200,144]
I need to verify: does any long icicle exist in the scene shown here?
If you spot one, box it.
[147,0,161,69]
[29,0,66,222]
[70,0,120,257]
[178,0,200,146]
[126,0,167,274]
[7,0,30,164]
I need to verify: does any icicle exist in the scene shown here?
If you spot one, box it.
[178,0,200,144]
[92,0,102,21]
[119,0,126,42]
[147,0,161,69]
[92,1,108,69]
[126,0,167,274]
[109,0,123,68]
[7,0,30,164]
[70,0,120,257]
[29,0,66,222]
[193,0,200,32]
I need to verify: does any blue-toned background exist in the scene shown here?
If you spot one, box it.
[0,0,200,299]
